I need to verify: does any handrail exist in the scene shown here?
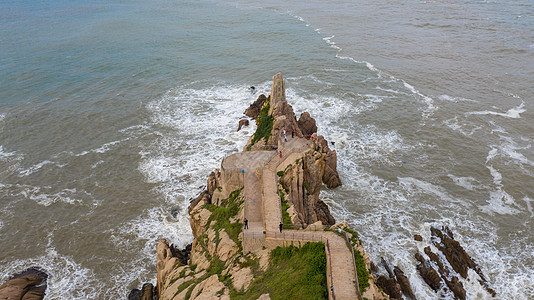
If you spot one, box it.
[327,239,335,300]
[342,232,363,300]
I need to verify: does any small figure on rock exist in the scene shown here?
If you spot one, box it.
[244,218,248,229]
[250,86,256,95]
[279,222,283,232]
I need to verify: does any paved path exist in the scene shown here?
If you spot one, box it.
[224,136,360,300]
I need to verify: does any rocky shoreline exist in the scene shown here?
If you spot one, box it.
[126,73,496,300]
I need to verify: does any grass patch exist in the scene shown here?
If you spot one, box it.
[303,182,310,195]
[277,170,284,177]
[354,249,370,292]
[279,189,292,225]
[204,188,244,248]
[231,242,327,300]
[250,98,274,146]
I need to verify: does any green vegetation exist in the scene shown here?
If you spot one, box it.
[279,189,292,226]
[303,182,310,195]
[205,188,244,248]
[276,170,284,177]
[251,97,274,146]
[231,242,327,300]
[354,249,370,292]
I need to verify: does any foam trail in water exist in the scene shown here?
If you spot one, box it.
[466,101,526,119]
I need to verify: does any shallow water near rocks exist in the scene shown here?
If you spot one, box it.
[0,0,533,298]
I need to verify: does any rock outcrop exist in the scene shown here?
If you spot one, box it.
[237,119,249,131]
[412,226,496,299]
[148,73,386,300]
[0,267,48,300]
[297,112,317,136]
[244,94,267,119]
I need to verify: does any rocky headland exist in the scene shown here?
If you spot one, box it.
[128,73,495,300]
[127,73,388,300]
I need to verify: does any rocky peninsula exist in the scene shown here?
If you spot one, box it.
[127,73,495,300]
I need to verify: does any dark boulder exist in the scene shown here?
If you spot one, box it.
[414,234,423,241]
[237,119,249,131]
[394,266,416,300]
[376,275,402,300]
[445,276,466,300]
[0,267,48,300]
[141,283,154,300]
[244,94,266,119]
[415,252,441,292]
[128,289,141,300]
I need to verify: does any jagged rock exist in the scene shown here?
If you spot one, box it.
[394,266,415,300]
[424,246,447,277]
[0,267,48,300]
[415,252,441,292]
[237,119,249,131]
[297,112,317,136]
[128,289,141,300]
[230,266,253,291]
[376,275,402,299]
[141,283,154,300]
[445,276,466,300]
[414,234,423,241]
[271,101,301,145]
[431,226,475,278]
[315,135,341,188]
[189,274,229,300]
[157,239,181,299]
[190,204,212,239]
[245,94,266,119]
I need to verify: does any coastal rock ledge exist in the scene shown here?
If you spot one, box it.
[134,73,388,300]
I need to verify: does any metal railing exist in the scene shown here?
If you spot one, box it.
[327,239,335,300]
[341,231,363,300]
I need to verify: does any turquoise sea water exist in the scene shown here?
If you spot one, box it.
[1,0,533,298]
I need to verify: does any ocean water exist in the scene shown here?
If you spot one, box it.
[0,0,532,299]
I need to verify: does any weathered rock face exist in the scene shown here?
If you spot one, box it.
[237,119,249,131]
[279,149,335,225]
[244,94,266,119]
[315,135,341,188]
[0,267,48,300]
[157,239,181,299]
[412,226,496,299]
[297,112,317,136]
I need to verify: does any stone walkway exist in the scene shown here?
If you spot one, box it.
[225,136,360,300]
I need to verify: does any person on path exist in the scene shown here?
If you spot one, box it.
[292,130,294,138]
[279,222,283,232]
[244,218,248,229]
[279,151,282,158]
[283,130,287,142]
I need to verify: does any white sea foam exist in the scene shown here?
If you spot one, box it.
[438,94,478,103]
[139,83,258,248]
[481,150,521,215]
[0,145,22,162]
[443,116,482,137]
[18,160,55,177]
[447,174,486,191]
[398,177,462,204]
[0,246,101,299]
[75,138,129,157]
[467,101,526,119]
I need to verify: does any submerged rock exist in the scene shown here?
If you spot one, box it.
[237,119,249,131]
[0,267,48,300]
